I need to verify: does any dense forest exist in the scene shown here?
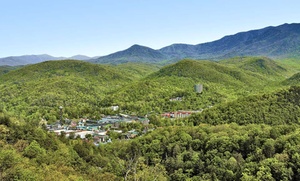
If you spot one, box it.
[188,86,300,126]
[0,60,160,120]
[2,110,300,180]
[1,57,288,120]
[1,57,300,180]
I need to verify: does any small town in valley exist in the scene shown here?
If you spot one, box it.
[46,113,151,145]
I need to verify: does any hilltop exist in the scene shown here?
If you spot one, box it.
[220,56,287,75]
[0,60,129,82]
[150,59,267,86]
[89,44,167,64]
[282,72,300,85]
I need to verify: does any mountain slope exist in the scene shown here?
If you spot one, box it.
[188,86,300,125]
[220,57,287,75]
[0,65,21,76]
[89,44,167,64]
[282,72,300,85]
[90,23,300,64]
[158,44,198,60]
[107,59,283,114]
[0,60,134,120]
[0,60,163,120]
[149,59,262,86]
[160,23,300,60]
[114,62,161,79]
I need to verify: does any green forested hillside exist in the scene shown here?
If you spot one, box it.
[188,86,300,125]
[0,60,129,82]
[0,60,138,121]
[114,62,161,79]
[0,65,21,76]
[220,56,287,76]
[282,72,300,85]
[116,123,300,180]
[2,57,300,180]
[108,59,286,115]
[0,112,111,180]
[0,58,291,120]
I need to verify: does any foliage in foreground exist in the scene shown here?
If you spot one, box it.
[2,110,300,180]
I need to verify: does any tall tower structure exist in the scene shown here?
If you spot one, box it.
[194,84,203,93]
[59,106,63,125]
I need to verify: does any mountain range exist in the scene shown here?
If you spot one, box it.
[1,23,300,66]
[91,23,300,64]
[159,23,300,60]
[0,54,92,66]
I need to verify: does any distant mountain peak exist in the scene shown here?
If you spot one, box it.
[69,55,91,60]
[130,44,145,48]
[90,44,167,64]
[125,44,156,52]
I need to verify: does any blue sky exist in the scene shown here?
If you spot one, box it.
[1,0,299,57]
